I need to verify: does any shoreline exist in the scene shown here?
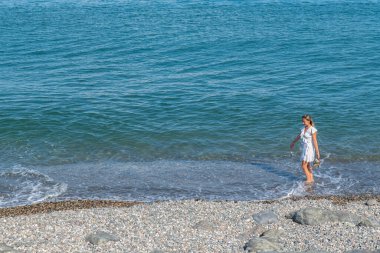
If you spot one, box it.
[0,200,140,218]
[0,195,379,252]
[1,194,380,218]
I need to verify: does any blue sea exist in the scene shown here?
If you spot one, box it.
[1,0,379,207]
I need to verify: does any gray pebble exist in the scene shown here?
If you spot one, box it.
[1,199,379,252]
[0,243,20,253]
[345,250,380,253]
[244,237,281,252]
[260,229,284,243]
[366,199,378,206]
[253,210,278,225]
[357,218,380,227]
[279,251,329,253]
[192,220,218,231]
[85,231,119,245]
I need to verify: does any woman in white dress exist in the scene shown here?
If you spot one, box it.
[290,114,320,183]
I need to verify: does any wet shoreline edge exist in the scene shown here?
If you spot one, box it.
[1,194,379,218]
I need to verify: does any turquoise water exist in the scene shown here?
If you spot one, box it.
[1,1,380,207]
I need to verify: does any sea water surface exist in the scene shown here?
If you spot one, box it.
[1,0,380,207]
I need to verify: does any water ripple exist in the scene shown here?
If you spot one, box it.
[0,1,379,166]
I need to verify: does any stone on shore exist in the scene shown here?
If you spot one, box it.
[290,207,364,225]
[357,218,380,227]
[253,210,278,225]
[365,199,378,206]
[345,250,380,253]
[85,231,120,245]
[278,251,329,253]
[244,237,281,252]
[0,243,20,253]
[259,229,284,243]
[192,220,219,231]
[1,197,380,252]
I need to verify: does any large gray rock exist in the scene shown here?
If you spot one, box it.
[259,229,284,243]
[0,244,20,253]
[253,210,278,225]
[290,208,363,225]
[345,250,380,253]
[244,237,281,252]
[85,231,120,245]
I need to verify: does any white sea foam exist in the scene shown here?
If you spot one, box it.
[0,166,67,207]
[0,159,378,207]
[282,181,308,198]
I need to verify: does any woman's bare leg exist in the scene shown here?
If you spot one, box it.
[302,161,313,183]
[307,163,314,182]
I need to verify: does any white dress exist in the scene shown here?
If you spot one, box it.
[299,126,317,162]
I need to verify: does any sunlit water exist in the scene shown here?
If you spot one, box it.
[0,0,379,207]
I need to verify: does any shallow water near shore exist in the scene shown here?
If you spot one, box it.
[1,159,379,207]
[1,1,380,207]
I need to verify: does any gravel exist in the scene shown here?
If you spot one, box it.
[0,196,379,253]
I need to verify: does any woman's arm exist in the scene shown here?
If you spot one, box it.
[290,134,300,149]
[312,132,320,159]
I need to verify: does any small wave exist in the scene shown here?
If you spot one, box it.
[320,153,331,166]
[0,160,378,207]
[0,166,67,207]
[283,181,308,198]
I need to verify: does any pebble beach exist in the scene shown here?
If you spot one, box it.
[0,196,379,253]
[2,2,380,253]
